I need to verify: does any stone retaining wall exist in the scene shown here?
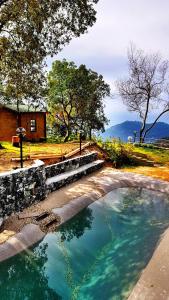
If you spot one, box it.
[0,153,98,218]
[0,160,46,218]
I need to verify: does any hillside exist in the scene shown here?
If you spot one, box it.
[101,121,169,141]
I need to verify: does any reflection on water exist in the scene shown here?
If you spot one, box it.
[0,188,169,300]
[0,243,62,300]
[59,208,94,242]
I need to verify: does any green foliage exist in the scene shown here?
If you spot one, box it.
[0,0,98,106]
[47,59,110,141]
[97,138,134,168]
[46,134,64,144]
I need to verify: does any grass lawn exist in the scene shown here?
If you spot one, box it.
[133,145,169,165]
[123,145,169,182]
[0,141,85,172]
[0,141,83,160]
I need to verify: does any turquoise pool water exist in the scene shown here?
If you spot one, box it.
[1,188,169,300]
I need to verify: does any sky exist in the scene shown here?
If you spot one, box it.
[47,0,169,127]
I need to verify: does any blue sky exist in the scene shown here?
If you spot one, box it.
[47,0,169,127]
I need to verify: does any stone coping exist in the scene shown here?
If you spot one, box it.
[0,168,169,300]
[52,190,102,225]
[0,224,45,262]
[128,228,169,300]
[0,159,44,177]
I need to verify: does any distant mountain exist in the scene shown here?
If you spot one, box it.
[101,121,169,142]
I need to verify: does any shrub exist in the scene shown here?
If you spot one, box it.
[47,135,64,143]
[96,138,134,168]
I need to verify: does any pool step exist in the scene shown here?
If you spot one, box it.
[33,212,60,231]
[40,214,59,229]
[35,211,50,222]
[46,159,104,193]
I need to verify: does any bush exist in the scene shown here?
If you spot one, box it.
[96,138,134,168]
[47,134,64,143]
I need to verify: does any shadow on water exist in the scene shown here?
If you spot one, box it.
[0,188,169,300]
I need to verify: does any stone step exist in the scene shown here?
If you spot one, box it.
[46,159,104,193]
[131,155,154,166]
[45,152,98,179]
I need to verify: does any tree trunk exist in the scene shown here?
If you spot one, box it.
[139,126,145,143]
[64,126,71,142]
[139,97,150,143]
[89,128,92,140]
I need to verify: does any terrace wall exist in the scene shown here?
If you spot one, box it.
[0,160,46,218]
[0,153,98,218]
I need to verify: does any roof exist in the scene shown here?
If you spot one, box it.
[1,104,46,113]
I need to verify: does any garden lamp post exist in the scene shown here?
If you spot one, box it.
[16,127,26,168]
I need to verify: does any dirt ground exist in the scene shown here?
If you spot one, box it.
[0,159,33,173]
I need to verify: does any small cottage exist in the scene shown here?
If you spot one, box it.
[0,104,46,142]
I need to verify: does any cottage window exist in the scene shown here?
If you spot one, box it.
[30,119,36,132]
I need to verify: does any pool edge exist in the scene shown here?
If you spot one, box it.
[1,167,169,298]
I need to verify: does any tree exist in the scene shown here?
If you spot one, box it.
[116,45,169,142]
[0,0,99,108]
[47,60,110,141]
[71,64,110,138]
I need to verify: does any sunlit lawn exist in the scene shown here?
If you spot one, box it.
[0,141,83,159]
[133,145,169,165]
[123,145,169,182]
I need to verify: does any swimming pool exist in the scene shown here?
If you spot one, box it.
[0,187,169,300]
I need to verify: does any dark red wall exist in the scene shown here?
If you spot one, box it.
[0,107,46,141]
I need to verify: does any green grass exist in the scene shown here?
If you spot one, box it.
[133,145,169,164]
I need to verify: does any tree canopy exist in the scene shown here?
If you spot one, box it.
[47,59,110,141]
[0,0,98,108]
[117,45,169,142]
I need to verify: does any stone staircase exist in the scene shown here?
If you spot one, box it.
[45,152,104,193]
[131,152,155,166]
